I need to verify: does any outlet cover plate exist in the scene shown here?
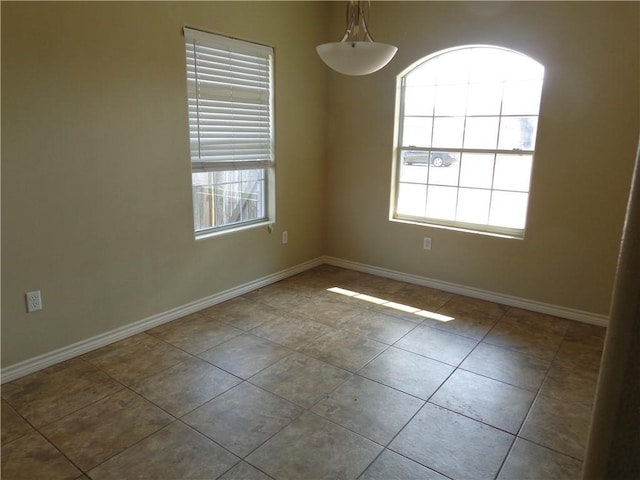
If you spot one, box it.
[26,290,42,313]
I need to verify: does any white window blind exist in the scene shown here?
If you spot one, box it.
[185,27,274,172]
[184,28,275,235]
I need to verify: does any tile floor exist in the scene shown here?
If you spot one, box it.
[1,265,606,479]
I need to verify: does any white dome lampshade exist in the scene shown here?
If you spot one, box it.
[316,42,398,76]
[317,1,397,76]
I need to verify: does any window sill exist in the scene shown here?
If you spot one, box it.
[390,217,525,240]
[195,219,273,241]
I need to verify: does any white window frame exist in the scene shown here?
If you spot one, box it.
[391,45,544,239]
[184,27,275,238]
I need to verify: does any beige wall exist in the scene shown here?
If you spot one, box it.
[1,2,328,367]
[325,1,639,315]
[2,1,638,371]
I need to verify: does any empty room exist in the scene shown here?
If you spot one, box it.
[2,1,639,479]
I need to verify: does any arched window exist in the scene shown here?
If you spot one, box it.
[392,46,544,238]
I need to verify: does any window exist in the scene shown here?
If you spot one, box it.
[392,46,544,238]
[184,28,275,237]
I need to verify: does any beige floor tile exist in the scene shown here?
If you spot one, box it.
[484,308,570,360]
[541,361,599,407]
[325,286,391,311]
[250,314,334,349]
[246,412,382,480]
[430,369,536,433]
[1,430,81,480]
[1,400,35,444]
[497,438,583,480]
[200,297,284,331]
[389,283,454,311]
[299,329,386,372]
[460,342,550,391]
[504,307,572,330]
[88,422,239,479]
[312,375,424,445]
[390,403,514,479]
[40,389,173,471]
[320,270,375,289]
[249,353,351,408]
[520,393,592,460]
[147,314,243,354]
[395,324,478,366]
[245,288,309,310]
[1,358,123,428]
[438,294,509,321]
[298,263,353,277]
[130,356,241,417]
[198,333,292,379]
[82,333,192,386]
[554,340,603,373]
[295,296,364,328]
[358,347,453,399]
[310,289,357,306]
[342,310,417,344]
[360,449,448,480]
[369,302,428,323]
[422,311,498,340]
[563,321,606,348]
[183,382,303,457]
[219,461,272,480]
[342,273,406,297]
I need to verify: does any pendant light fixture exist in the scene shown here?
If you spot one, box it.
[316,0,397,76]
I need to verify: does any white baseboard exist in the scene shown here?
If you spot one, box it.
[1,254,607,383]
[0,257,324,384]
[323,256,610,327]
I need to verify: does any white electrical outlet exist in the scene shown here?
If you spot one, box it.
[423,237,432,250]
[26,290,43,313]
[282,231,288,244]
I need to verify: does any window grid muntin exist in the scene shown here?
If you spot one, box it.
[396,149,534,231]
[395,46,543,237]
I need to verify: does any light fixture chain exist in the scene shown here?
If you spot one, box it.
[316,0,397,76]
[341,0,375,43]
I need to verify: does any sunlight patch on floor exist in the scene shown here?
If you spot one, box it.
[327,287,454,322]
